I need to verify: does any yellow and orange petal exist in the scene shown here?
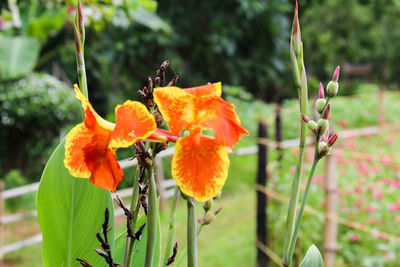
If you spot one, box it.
[154,87,195,135]
[74,84,115,132]
[172,134,229,201]
[197,95,249,147]
[89,149,124,192]
[109,100,156,148]
[64,123,93,178]
[184,82,221,97]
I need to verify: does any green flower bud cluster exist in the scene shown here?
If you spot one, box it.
[326,81,339,97]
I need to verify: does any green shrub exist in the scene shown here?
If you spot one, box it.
[0,73,79,179]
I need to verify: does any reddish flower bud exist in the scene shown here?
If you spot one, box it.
[332,65,340,82]
[321,128,330,142]
[322,104,330,119]
[319,83,324,98]
[301,113,310,123]
[328,133,338,147]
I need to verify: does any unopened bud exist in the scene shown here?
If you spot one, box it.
[322,104,330,119]
[203,199,213,212]
[316,119,329,136]
[332,66,340,82]
[316,99,326,113]
[321,128,330,142]
[319,83,325,98]
[318,142,328,157]
[307,120,317,132]
[326,81,339,97]
[203,213,216,225]
[301,113,310,123]
[328,133,338,147]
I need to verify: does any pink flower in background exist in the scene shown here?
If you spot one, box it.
[354,187,363,194]
[376,232,387,239]
[396,216,400,222]
[389,203,399,212]
[350,234,359,242]
[357,163,370,177]
[374,192,383,200]
[385,136,394,145]
[365,206,376,214]
[312,176,324,184]
[380,154,392,166]
[338,120,347,127]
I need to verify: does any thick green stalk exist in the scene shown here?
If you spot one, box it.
[163,186,180,263]
[174,218,205,267]
[124,168,141,267]
[187,197,197,267]
[288,144,320,264]
[282,66,308,267]
[282,4,308,265]
[144,149,158,267]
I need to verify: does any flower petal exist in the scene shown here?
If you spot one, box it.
[74,84,114,132]
[89,149,124,192]
[184,82,222,97]
[197,95,249,147]
[109,100,156,148]
[154,87,196,136]
[64,123,92,178]
[172,134,229,201]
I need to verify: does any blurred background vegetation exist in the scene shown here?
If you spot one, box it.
[2,0,400,189]
[2,0,400,266]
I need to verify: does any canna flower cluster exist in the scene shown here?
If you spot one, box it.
[64,82,248,201]
[301,66,340,158]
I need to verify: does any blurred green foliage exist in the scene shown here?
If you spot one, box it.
[0,73,79,179]
[301,0,400,86]
[3,170,36,212]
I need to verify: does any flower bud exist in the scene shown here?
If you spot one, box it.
[322,104,330,119]
[307,120,317,132]
[328,133,338,147]
[316,99,326,113]
[332,66,340,82]
[316,119,329,136]
[301,113,310,123]
[319,83,325,98]
[326,81,339,97]
[203,199,213,212]
[318,141,329,157]
[203,213,216,225]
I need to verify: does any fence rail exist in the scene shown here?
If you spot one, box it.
[0,125,384,257]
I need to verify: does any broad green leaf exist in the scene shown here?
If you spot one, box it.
[114,202,162,266]
[129,7,172,34]
[299,244,324,267]
[37,139,115,267]
[0,36,40,81]
[27,9,67,41]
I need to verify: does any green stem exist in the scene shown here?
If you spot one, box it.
[144,147,158,267]
[288,143,320,264]
[282,83,308,266]
[76,51,88,99]
[124,168,142,267]
[187,197,197,267]
[163,186,180,264]
[174,220,205,267]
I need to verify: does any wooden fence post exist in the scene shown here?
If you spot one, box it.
[378,85,385,126]
[275,103,283,163]
[323,154,338,267]
[256,121,268,267]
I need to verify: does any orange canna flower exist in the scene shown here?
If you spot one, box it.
[154,82,249,201]
[64,85,156,191]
